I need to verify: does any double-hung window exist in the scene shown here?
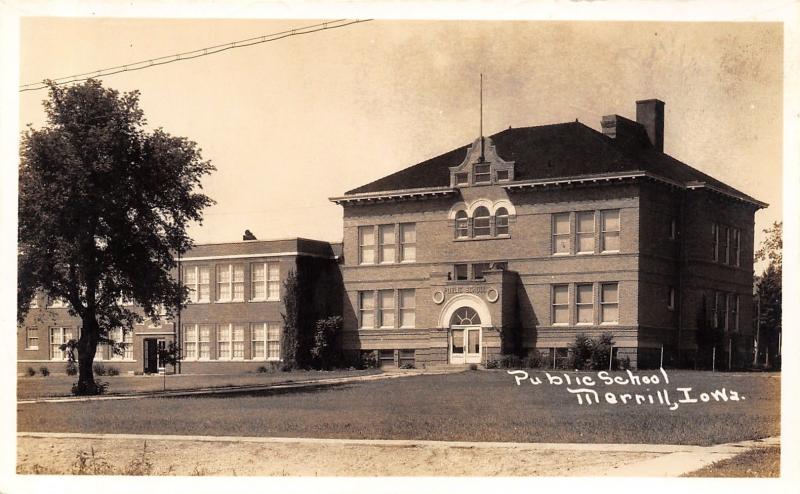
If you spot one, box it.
[552,285,569,325]
[399,223,416,262]
[731,228,741,266]
[379,225,396,263]
[250,322,281,360]
[473,207,491,237]
[378,290,395,328]
[216,264,244,302]
[474,164,491,184]
[183,324,212,360]
[712,223,720,262]
[732,294,739,332]
[49,327,75,360]
[358,291,375,329]
[217,323,245,359]
[576,212,595,254]
[251,262,280,301]
[109,328,133,360]
[495,208,509,236]
[217,325,231,359]
[455,211,469,238]
[723,227,730,265]
[472,263,490,280]
[576,284,594,324]
[600,210,620,252]
[359,226,376,264]
[454,264,468,281]
[398,289,416,328]
[25,327,39,350]
[600,283,619,324]
[184,265,210,303]
[552,213,570,254]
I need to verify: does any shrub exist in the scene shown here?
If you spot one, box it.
[107,367,120,376]
[39,366,50,377]
[256,365,268,373]
[523,351,547,369]
[591,332,615,370]
[310,316,342,370]
[569,334,594,370]
[26,367,36,377]
[568,333,617,370]
[485,359,499,369]
[65,361,78,376]
[93,363,107,376]
[358,350,378,369]
[400,362,415,369]
[468,363,479,371]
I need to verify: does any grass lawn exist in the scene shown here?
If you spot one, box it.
[17,369,381,400]
[683,446,780,477]
[17,370,780,446]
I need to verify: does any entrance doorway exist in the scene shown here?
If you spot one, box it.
[449,307,482,364]
[143,338,166,374]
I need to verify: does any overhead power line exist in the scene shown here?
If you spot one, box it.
[20,19,372,92]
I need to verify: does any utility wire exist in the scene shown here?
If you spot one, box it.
[20,19,371,92]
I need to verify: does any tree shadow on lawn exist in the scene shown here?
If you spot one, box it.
[163,382,355,400]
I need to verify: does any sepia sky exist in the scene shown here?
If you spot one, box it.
[18,18,783,270]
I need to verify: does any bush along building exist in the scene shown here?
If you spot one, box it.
[17,99,765,374]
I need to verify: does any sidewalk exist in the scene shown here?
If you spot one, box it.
[16,431,779,476]
[17,367,460,405]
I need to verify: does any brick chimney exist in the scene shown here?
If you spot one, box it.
[635,99,665,152]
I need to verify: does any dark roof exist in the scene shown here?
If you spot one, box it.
[345,121,760,204]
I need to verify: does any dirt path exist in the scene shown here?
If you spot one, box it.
[17,434,660,476]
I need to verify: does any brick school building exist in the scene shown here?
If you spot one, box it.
[17,99,765,374]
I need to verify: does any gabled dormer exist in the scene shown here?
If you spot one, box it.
[449,136,515,188]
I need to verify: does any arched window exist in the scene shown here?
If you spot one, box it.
[450,307,481,326]
[473,206,490,237]
[495,207,509,236]
[455,210,469,238]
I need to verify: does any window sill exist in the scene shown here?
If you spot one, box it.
[250,298,281,303]
[600,250,620,255]
[25,347,39,351]
[214,300,246,304]
[453,236,510,242]
[600,322,619,326]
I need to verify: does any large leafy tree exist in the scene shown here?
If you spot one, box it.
[18,80,215,394]
[754,221,782,368]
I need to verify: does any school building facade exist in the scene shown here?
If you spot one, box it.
[17,99,766,373]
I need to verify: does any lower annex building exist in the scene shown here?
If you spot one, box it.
[17,99,766,374]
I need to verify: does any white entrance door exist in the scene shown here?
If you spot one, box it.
[448,306,483,365]
[450,326,481,364]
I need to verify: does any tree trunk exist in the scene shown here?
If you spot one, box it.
[76,316,100,394]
